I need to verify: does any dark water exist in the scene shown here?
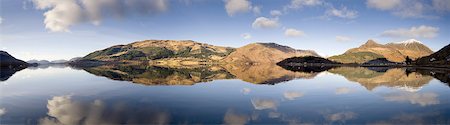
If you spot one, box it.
[1,64,450,124]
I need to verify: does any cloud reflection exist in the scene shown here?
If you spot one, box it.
[39,95,170,125]
[283,91,304,100]
[251,98,278,110]
[383,92,439,106]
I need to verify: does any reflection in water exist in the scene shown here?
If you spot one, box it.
[328,67,434,91]
[2,64,450,124]
[0,108,6,117]
[223,109,249,125]
[251,98,278,110]
[39,95,170,125]
[84,65,234,86]
[241,88,251,95]
[82,64,318,85]
[283,91,304,100]
[0,68,25,81]
[223,64,318,84]
[383,92,439,106]
[335,87,355,95]
[325,111,357,123]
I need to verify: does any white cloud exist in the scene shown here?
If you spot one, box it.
[33,0,84,32]
[284,28,305,37]
[326,7,358,19]
[32,0,169,32]
[366,0,401,10]
[283,91,304,100]
[432,0,450,12]
[285,0,322,10]
[252,17,279,29]
[270,10,283,17]
[224,0,252,16]
[0,17,2,24]
[241,33,252,39]
[381,25,439,39]
[335,36,352,42]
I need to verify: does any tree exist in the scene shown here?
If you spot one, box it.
[405,56,412,65]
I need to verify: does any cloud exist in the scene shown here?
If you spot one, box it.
[252,17,279,29]
[0,108,6,117]
[325,7,358,19]
[366,0,402,10]
[0,17,2,24]
[251,98,277,110]
[283,91,304,100]
[223,109,249,125]
[285,0,322,10]
[252,6,261,15]
[335,87,354,94]
[270,10,283,17]
[366,0,433,18]
[39,95,171,125]
[241,87,251,94]
[284,28,305,37]
[325,112,357,122]
[381,25,439,39]
[224,0,252,16]
[32,0,169,32]
[335,36,352,42]
[432,0,450,12]
[383,92,440,106]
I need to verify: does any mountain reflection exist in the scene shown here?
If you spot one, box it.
[328,67,434,91]
[81,64,318,85]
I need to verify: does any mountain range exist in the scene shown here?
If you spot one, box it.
[2,39,447,69]
[78,40,319,65]
[329,39,434,64]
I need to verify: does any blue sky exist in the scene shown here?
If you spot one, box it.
[0,0,449,60]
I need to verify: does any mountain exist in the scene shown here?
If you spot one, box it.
[223,43,320,64]
[81,40,235,63]
[0,51,29,68]
[51,60,68,63]
[415,44,450,67]
[328,39,433,63]
[1,51,29,81]
[27,60,51,64]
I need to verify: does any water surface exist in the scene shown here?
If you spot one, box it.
[1,64,449,124]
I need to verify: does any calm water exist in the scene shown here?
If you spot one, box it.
[1,64,450,124]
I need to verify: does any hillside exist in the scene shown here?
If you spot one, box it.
[415,44,450,67]
[329,39,433,63]
[223,43,320,64]
[82,40,235,63]
[0,51,29,68]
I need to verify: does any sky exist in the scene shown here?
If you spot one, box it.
[0,0,449,61]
